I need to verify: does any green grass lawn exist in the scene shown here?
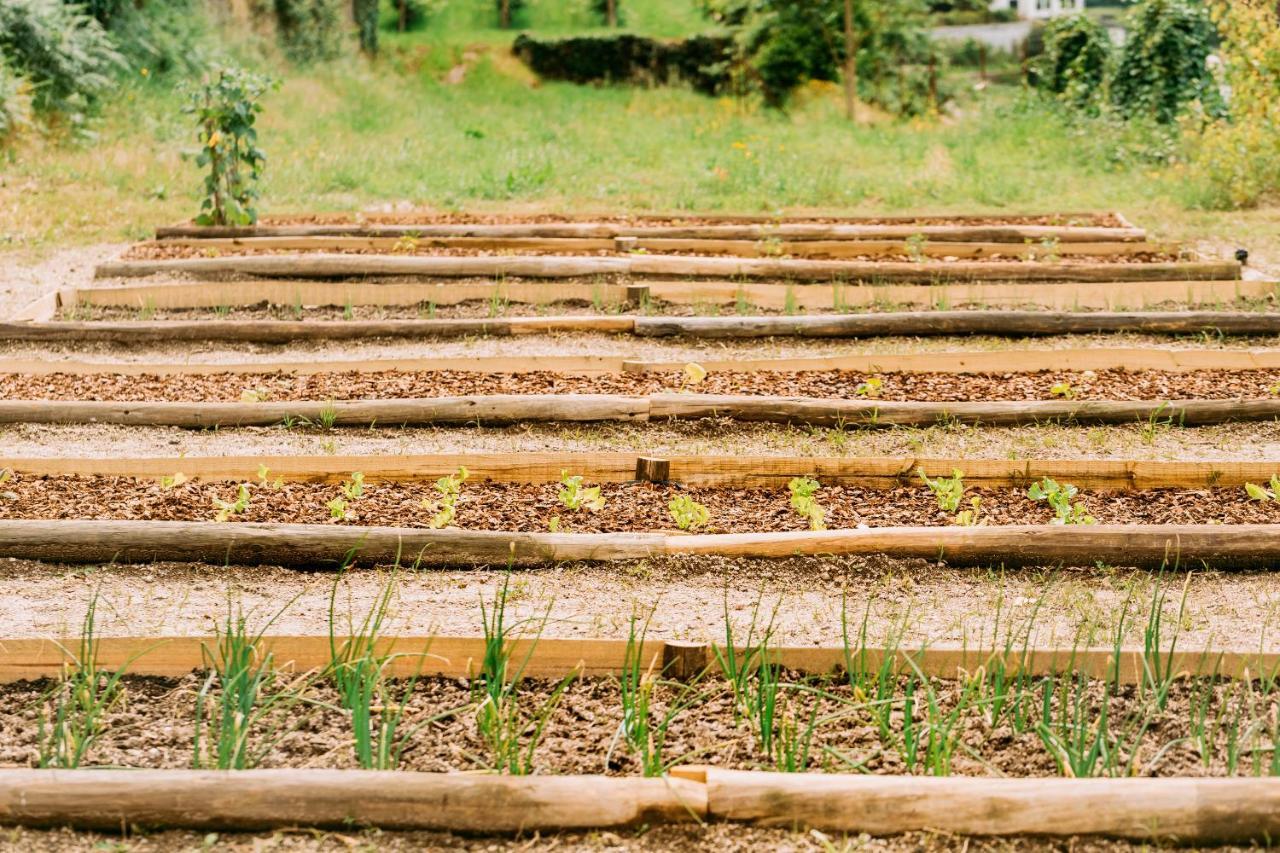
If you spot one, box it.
[2,0,1276,263]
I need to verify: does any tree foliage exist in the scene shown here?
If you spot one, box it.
[698,0,939,115]
[1183,0,1280,207]
[0,0,123,130]
[354,0,380,54]
[1111,0,1222,124]
[263,0,345,63]
[1036,14,1111,111]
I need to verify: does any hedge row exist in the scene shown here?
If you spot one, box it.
[512,33,733,95]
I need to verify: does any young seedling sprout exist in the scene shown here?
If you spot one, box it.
[854,376,884,398]
[1245,475,1280,503]
[919,468,984,527]
[422,467,469,529]
[787,476,826,531]
[1027,477,1096,525]
[212,483,251,522]
[668,494,710,531]
[328,471,365,521]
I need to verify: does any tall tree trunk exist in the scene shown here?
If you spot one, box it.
[842,0,858,121]
[398,0,407,32]
[500,0,511,28]
[607,0,617,27]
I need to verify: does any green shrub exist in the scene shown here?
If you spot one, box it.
[1036,14,1111,111]
[269,0,345,63]
[1181,0,1280,208]
[699,0,939,114]
[184,67,276,226]
[353,0,379,54]
[105,0,210,76]
[0,58,32,146]
[1112,0,1222,124]
[0,0,122,131]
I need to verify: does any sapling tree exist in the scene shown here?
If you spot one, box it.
[184,66,275,226]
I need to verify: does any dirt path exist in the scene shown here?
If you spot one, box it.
[0,245,125,320]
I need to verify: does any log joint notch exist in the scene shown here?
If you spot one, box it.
[635,457,671,483]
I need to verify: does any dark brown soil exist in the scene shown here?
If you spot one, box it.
[0,476,1274,530]
[61,294,1280,323]
[256,212,1128,228]
[0,825,1213,852]
[3,368,1278,403]
[0,671,1269,781]
[121,244,1177,264]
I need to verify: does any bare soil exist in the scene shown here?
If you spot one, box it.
[4,368,1279,403]
[121,244,1180,264]
[62,295,1280,323]
[0,825,1212,852]
[3,418,1280,466]
[0,476,1275,532]
[254,212,1129,228]
[0,667,1271,781]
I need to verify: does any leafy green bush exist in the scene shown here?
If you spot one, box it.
[1036,14,1111,111]
[0,58,32,146]
[184,67,276,226]
[269,0,345,63]
[699,0,939,114]
[106,0,210,76]
[1181,0,1280,208]
[354,0,379,54]
[0,0,123,131]
[1112,0,1222,124]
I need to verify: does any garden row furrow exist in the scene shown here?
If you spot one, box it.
[92,252,1240,283]
[5,366,1280,403]
[4,474,1278,531]
[9,310,1280,342]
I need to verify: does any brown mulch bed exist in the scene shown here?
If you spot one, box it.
[3,369,1278,403]
[122,244,1178,263]
[0,476,1274,530]
[0,671,1264,780]
[254,212,1128,228]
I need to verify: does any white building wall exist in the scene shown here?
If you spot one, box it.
[990,0,1086,19]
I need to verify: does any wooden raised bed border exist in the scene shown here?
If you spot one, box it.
[92,253,1241,284]
[0,519,1277,569]
[8,345,1280,377]
[63,277,1271,314]
[0,394,1277,429]
[3,453,1274,491]
[0,769,1276,841]
[0,633,1274,685]
[140,235,1168,259]
[154,220,1148,244]
[9,310,1280,342]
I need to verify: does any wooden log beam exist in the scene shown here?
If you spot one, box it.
[1,454,1276,491]
[628,255,1239,283]
[94,254,632,280]
[0,634,1275,684]
[666,524,1280,569]
[0,395,1276,429]
[0,521,1276,569]
[0,520,664,566]
[154,222,1148,243]
[0,395,650,428]
[692,769,1280,843]
[633,310,1280,338]
[0,770,705,833]
[144,235,1162,259]
[647,394,1280,428]
[94,253,1238,284]
[0,317,635,343]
